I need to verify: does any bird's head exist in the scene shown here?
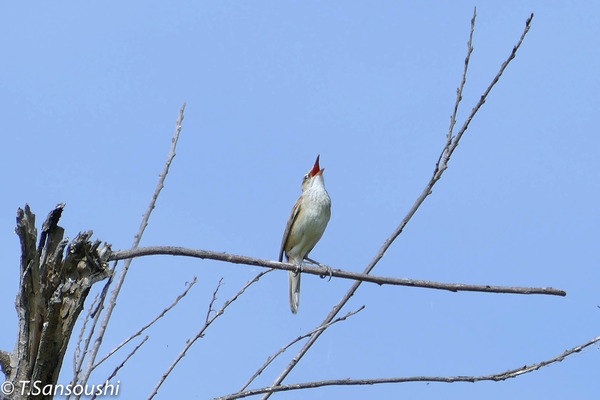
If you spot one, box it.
[302,155,326,190]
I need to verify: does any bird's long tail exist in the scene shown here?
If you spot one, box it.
[288,269,301,314]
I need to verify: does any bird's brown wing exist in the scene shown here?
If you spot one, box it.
[279,196,302,262]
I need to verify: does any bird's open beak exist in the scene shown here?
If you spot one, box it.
[310,155,324,177]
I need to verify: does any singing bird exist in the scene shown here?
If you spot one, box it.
[279,155,331,314]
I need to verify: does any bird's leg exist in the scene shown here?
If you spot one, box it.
[304,256,333,281]
[293,259,303,274]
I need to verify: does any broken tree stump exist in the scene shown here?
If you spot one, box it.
[0,204,111,400]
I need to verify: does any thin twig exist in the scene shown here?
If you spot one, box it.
[206,278,224,325]
[109,246,564,296]
[438,7,476,169]
[74,103,186,398]
[73,292,100,377]
[258,12,535,399]
[217,334,599,400]
[148,269,273,400]
[68,265,116,399]
[239,306,365,392]
[90,336,149,400]
[91,278,198,371]
[437,12,534,178]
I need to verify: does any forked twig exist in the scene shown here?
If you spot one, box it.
[206,278,224,324]
[439,7,476,168]
[148,269,273,400]
[91,278,198,371]
[239,306,365,392]
[437,11,534,178]
[257,11,535,399]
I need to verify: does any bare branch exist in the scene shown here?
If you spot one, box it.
[109,246,565,297]
[91,278,198,371]
[239,306,365,393]
[218,335,600,400]
[438,12,534,176]
[259,12,535,399]
[439,6,476,168]
[90,336,149,400]
[73,292,100,377]
[205,278,224,325]
[75,103,186,396]
[69,265,115,398]
[148,269,273,400]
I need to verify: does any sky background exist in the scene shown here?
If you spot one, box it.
[1,2,599,399]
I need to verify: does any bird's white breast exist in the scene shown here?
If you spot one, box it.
[285,176,331,262]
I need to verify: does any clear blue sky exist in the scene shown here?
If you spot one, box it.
[1,2,599,399]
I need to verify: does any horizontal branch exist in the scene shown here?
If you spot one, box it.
[214,334,600,400]
[109,247,566,297]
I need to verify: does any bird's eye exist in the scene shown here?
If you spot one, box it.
[303,173,310,181]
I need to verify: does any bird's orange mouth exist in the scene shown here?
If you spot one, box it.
[310,155,324,177]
